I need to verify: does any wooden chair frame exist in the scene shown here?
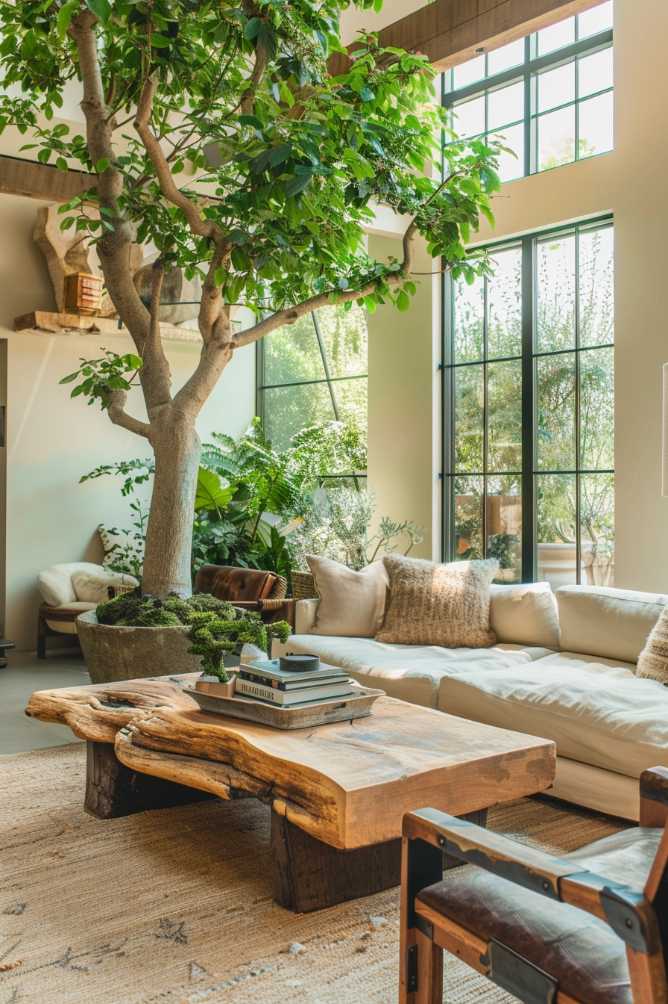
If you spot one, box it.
[400,767,668,1004]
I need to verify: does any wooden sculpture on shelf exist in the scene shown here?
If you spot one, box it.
[16,204,201,339]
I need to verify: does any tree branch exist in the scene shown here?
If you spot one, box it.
[107,390,151,439]
[134,75,221,241]
[69,11,149,345]
[138,260,172,414]
[235,211,421,349]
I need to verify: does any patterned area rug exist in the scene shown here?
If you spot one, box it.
[0,743,624,1004]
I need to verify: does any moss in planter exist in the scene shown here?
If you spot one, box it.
[96,591,236,627]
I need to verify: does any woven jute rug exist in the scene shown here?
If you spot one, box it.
[0,744,623,1004]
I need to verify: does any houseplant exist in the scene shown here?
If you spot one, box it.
[0,0,501,668]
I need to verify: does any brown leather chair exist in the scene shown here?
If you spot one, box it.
[194,564,294,626]
[400,768,668,1004]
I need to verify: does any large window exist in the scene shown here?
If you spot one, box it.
[443,1,613,182]
[443,218,614,588]
[256,304,368,476]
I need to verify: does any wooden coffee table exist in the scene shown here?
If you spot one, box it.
[26,675,556,912]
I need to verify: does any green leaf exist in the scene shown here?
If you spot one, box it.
[195,467,234,513]
[396,290,410,311]
[86,0,111,22]
[57,0,79,37]
[244,17,261,40]
[95,158,110,175]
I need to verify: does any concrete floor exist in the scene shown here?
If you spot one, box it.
[0,650,90,754]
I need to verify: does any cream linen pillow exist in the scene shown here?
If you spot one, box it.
[306,555,388,637]
[72,569,139,605]
[636,606,668,683]
[490,582,560,649]
[376,555,498,648]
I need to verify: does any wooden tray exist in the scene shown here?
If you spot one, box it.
[184,684,384,730]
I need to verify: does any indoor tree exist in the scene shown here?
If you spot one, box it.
[0,0,502,597]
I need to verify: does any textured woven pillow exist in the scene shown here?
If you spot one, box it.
[636,605,668,683]
[306,555,388,637]
[376,556,498,648]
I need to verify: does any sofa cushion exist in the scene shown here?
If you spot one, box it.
[306,555,388,637]
[557,585,667,663]
[38,562,106,607]
[377,556,498,648]
[72,569,139,604]
[437,651,668,779]
[279,633,553,708]
[490,582,559,649]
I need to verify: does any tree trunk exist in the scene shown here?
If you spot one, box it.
[141,413,200,597]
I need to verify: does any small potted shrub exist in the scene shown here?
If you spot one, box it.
[188,608,291,698]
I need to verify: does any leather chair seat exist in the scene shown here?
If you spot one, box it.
[417,827,662,1004]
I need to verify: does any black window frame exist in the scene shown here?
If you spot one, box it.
[441,214,614,583]
[442,21,614,180]
[256,309,368,487]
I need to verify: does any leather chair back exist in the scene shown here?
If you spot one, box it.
[195,564,278,603]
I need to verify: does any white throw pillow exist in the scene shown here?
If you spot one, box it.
[306,555,388,638]
[490,582,560,649]
[71,569,138,605]
[38,561,106,607]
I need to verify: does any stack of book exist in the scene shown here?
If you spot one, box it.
[236,658,354,707]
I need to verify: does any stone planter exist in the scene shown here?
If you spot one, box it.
[77,610,201,684]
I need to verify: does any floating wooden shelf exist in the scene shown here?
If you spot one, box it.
[13,309,202,343]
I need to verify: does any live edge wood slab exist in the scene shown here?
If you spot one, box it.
[26,675,556,912]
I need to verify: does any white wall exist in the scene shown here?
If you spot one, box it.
[1,194,255,648]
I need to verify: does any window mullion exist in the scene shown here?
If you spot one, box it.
[521,237,535,581]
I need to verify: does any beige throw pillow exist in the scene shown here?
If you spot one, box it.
[636,605,668,683]
[72,569,139,605]
[306,555,388,637]
[376,555,498,648]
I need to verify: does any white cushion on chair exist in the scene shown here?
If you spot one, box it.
[38,562,107,607]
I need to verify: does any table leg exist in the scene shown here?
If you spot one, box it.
[84,741,212,820]
[271,809,402,912]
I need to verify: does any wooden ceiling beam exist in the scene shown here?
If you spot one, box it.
[0,155,94,202]
[339,0,605,70]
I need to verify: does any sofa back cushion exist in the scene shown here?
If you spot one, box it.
[490,582,560,649]
[306,555,388,637]
[557,585,668,663]
[377,555,498,648]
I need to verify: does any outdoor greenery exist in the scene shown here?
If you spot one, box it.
[451,222,614,583]
[0,0,504,600]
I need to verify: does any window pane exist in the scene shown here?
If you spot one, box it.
[488,360,522,472]
[454,365,484,471]
[537,104,575,170]
[537,61,575,113]
[315,304,367,378]
[262,383,335,450]
[453,54,485,89]
[536,354,576,470]
[536,474,577,587]
[581,473,615,586]
[487,246,522,357]
[487,476,522,583]
[577,1,613,39]
[335,378,368,434]
[536,234,576,352]
[453,95,485,138]
[454,275,484,362]
[453,476,483,559]
[263,314,324,384]
[578,47,613,98]
[578,91,613,157]
[487,39,525,75]
[496,123,524,182]
[579,225,614,346]
[580,347,614,470]
[537,17,575,56]
[487,80,524,129]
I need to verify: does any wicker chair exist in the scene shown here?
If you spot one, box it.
[400,767,668,1004]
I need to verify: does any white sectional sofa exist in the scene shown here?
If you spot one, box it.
[274,583,668,821]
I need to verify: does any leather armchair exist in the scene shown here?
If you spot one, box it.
[194,564,294,626]
[400,768,668,1004]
